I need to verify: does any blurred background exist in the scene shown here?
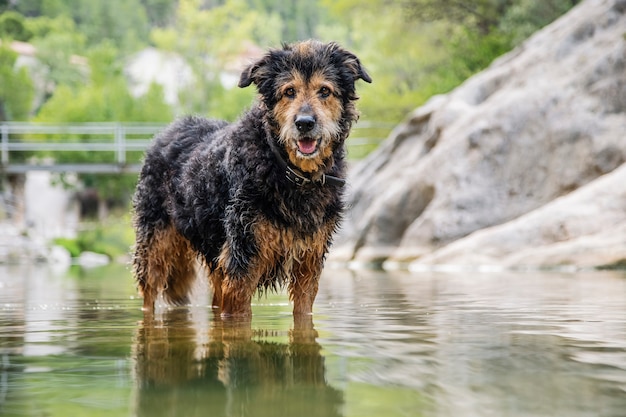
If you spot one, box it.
[0,0,591,263]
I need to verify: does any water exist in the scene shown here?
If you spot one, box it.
[1,264,625,417]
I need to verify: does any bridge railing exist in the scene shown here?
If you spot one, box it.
[0,121,393,174]
[0,123,164,174]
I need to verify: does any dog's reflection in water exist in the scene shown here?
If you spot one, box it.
[133,310,342,417]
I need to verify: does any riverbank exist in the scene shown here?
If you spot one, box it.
[0,222,125,267]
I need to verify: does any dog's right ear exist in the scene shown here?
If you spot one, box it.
[238,55,270,88]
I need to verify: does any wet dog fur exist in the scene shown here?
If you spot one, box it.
[132,40,371,316]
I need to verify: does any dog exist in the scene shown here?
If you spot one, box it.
[132,40,371,316]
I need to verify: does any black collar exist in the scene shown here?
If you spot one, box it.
[267,137,346,188]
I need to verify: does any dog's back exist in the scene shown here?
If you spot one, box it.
[134,117,227,223]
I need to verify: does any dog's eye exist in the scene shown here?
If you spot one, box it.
[319,86,331,98]
[284,87,296,98]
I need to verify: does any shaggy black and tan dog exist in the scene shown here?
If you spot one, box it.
[132,40,371,316]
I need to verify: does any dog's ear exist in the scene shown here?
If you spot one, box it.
[238,55,270,88]
[348,54,372,84]
[330,43,372,84]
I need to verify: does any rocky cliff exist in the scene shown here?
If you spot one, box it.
[333,0,626,270]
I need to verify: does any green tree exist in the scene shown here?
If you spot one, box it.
[321,0,579,122]
[0,11,33,41]
[500,0,580,44]
[27,15,88,100]
[0,45,34,121]
[320,0,455,121]
[319,5,451,121]
[246,0,322,42]
[35,41,172,124]
[402,0,512,35]
[141,0,177,27]
[401,0,580,37]
[34,41,172,200]
[151,0,282,119]
[71,0,150,51]
[13,0,153,51]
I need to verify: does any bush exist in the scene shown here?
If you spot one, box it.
[53,217,134,260]
[0,11,33,41]
[53,237,82,258]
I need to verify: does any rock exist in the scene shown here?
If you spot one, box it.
[77,251,110,268]
[48,245,72,267]
[333,0,626,269]
[0,224,49,264]
[409,164,626,270]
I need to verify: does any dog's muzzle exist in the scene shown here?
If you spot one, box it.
[295,115,315,133]
[294,115,319,155]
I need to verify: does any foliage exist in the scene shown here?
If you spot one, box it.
[142,0,177,27]
[246,0,323,42]
[0,45,34,121]
[6,0,581,125]
[401,0,580,35]
[402,0,512,34]
[27,16,88,96]
[319,6,455,122]
[150,0,281,119]
[0,0,580,203]
[321,0,579,122]
[36,42,171,123]
[53,216,135,259]
[0,10,33,41]
[71,0,150,52]
[499,0,580,44]
[9,0,70,17]
[14,0,152,52]
[445,25,514,80]
[34,41,172,199]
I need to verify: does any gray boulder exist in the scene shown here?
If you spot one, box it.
[333,0,626,269]
[412,163,626,270]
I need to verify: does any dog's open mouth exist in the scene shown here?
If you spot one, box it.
[297,137,319,155]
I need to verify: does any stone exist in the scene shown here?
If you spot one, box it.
[77,251,110,268]
[410,163,626,270]
[332,0,626,270]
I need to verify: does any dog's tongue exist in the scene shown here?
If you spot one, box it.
[297,138,317,155]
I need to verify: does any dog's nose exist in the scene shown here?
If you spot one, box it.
[295,115,315,133]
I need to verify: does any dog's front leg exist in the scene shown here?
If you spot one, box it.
[219,275,259,317]
[216,213,260,317]
[288,225,336,315]
[289,254,324,315]
[215,249,260,317]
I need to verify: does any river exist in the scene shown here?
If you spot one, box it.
[1,264,625,416]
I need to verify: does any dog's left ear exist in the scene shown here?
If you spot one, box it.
[331,43,372,84]
[238,55,270,88]
[348,54,372,84]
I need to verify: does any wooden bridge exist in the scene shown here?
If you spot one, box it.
[0,122,391,174]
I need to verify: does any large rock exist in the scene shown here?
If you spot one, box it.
[412,163,626,270]
[333,0,626,269]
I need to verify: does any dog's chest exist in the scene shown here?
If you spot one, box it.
[254,218,331,266]
[264,186,339,232]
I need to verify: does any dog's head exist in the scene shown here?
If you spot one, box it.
[239,40,371,173]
